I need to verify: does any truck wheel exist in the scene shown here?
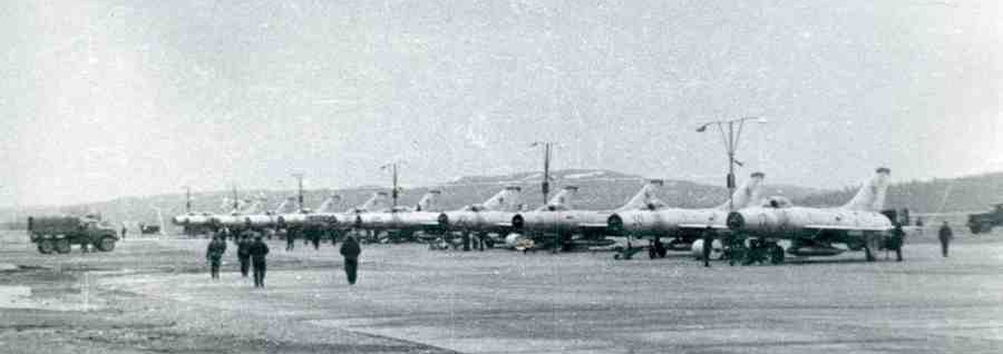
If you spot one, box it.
[54,238,72,254]
[38,239,55,254]
[96,236,117,252]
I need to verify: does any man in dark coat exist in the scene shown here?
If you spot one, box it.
[237,234,252,277]
[285,230,296,251]
[340,235,362,285]
[702,227,713,267]
[938,221,953,258]
[249,236,270,287]
[206,235,227,279]
[890,223,906,262]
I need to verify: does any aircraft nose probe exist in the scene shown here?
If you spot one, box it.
[726,211,745,230]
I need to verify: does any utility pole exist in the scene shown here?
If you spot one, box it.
[291,173,305,210]
[231,186,239,212]
[532,141,555,206]
[696,117,767,211]
[182,186,192,213]
[381,161,403,208]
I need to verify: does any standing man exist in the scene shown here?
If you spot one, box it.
[311,233,321,250]
[120,224,128,240]
[701,227,713,267]
[890,223,906,262]
[340,235,361,285]
[249,235,270,287]
[285,230,296,251]
[237,234,252,277]
[206,235,227,279]
[938,221,954,258]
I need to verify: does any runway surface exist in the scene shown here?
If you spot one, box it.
[1,230,1001,353]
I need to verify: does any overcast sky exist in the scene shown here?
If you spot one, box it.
[2,0,1000,207]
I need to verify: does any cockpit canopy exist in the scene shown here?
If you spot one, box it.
[761,196,792,209]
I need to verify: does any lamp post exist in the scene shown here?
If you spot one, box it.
[695,117,767,211]
[291,173,305,210]
[530,141,556,206]
[181,186,192,214]
[380,161,404,208]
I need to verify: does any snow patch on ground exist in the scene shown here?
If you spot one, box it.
[521,173,542,181]
[563,171,606,179]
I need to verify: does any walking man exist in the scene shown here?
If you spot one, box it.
[938,221,953,257]
[249,235,270,287]
[206,235,227,279]
[285,230,296,251]
[237,234,252,277]
[340,235,361,285]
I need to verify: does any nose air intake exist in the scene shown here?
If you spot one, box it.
[726,212,745,230]
[607,214,623,232]
[437,213,449,228]
[511,215,524,230]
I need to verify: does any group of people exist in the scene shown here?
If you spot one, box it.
[206,232,362,286]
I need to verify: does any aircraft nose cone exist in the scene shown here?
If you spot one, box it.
[511,214,524,230]
[726,211,745,230]
[437,213,449,227]
[607,214,624,232]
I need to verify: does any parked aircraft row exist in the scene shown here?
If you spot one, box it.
[171,168,903,264]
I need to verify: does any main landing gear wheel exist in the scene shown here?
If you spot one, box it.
[54,238,71,254]
[38,239,55,254]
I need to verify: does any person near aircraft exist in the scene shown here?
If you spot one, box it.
[121,225,127,239]
[702,226,713,267]
[206,235,227,279]
[938,221,953,257]
[237,234,252,277]
[890,223,905,262]
[311,234,321,250]
[340,235,362,285]
[285,230,295,251]
[249,235,270,287]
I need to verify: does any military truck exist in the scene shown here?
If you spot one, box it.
[967,203,1003,234]
[27,215,119,254]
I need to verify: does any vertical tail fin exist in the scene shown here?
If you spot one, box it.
[541,186,578,210]
[480,186,523,212]
[315,194,342,213]
[841,168,891,211]
[618,179,667,211]
[415,190,442,212]
[718,172,766,209]
[240,199,264,214]
[356,191,390,212]
[273,197,298,214]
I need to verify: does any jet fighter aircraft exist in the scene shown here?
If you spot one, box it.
[724,168,898,264]
[352,190,446,243]
[435,186,525,248]
[506,180,668,252]
[607,173,765,259]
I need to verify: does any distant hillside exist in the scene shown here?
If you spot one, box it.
[793,171,1003,214]
[6,169,997,231]
[0,169,814,230]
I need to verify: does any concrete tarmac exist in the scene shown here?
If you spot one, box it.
[2,231,1002,353]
